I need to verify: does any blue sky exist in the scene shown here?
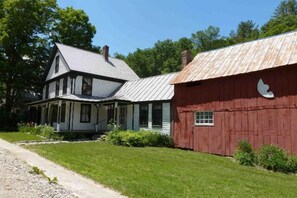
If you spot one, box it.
[57,0,281,56]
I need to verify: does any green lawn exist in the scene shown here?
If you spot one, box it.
[0,132,44,142]
[26,142,297,198]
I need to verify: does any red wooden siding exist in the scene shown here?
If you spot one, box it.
[173,65,297,155]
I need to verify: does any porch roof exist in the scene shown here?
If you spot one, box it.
[27,94,131,106]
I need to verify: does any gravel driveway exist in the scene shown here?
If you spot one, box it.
[0,147,74,198]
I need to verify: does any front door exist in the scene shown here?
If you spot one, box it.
[119,105,127,130]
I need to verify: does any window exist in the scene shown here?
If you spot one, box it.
[55,55,60,73]
[80,104,91,123]
[55,80,60,97]
[152,103,162,128]
[139,104,148,127]
[82,77,92,95]
[70,77,74,94]
[63,77,67,95]
[45,84,49,99]
[61,103,66,123]
[106,104,114,123]
[195,111,214,126]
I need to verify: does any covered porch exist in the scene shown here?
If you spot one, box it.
[27,94,131,132]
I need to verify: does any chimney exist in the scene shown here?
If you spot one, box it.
[181,50,192,68]
[102,45,109,61]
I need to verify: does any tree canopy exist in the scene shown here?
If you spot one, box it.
[0,0,98,118]
[1,0,297,128]
[117,0,297,78]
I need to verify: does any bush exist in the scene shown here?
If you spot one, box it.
[234,140,256,166]
[257,145,288,173]
[18,123,54,139]
[105,130,174,148]
[286,156,297,173]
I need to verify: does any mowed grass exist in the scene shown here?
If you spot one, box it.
[27,142,297,198]
[0,132,44,142]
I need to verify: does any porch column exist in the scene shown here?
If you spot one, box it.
[27,106,31,123]
[45,103,49,125]
[114,102,118,125]
[68,102,72,131]
[96,104,100,132]
[57,100,62,132]
[34,106,38,127]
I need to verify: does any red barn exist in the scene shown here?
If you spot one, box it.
[171,31,297,156]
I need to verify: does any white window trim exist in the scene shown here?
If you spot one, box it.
[194,111,214,126]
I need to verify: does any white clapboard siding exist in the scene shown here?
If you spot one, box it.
[92,79,122,97]
[161,103,171,135]
[75,76,83,95]
[71,102,96,131]
[48,81,56,99]
[46,51,70,81]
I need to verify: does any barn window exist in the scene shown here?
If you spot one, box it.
[152,103,162,128]
[195,111,214,126]
[80,104,91,123]
[139,104,148,127]
[82,77,92,95]
[55,55,60,73]
[55,80,60,97]
[63,77,67,95]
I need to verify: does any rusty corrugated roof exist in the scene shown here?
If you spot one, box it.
[171,31,297,84]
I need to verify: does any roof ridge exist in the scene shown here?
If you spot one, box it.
[55,42,122,62]
[192,30,297,59]
[127,72,178,82]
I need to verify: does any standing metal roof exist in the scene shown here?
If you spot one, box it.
[113,73,177,102]
[56,43,139,81]
[172,31,297,84]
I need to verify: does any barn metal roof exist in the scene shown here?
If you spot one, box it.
[171,31,297,84]
[56,43,140,81]
[113,73,177,102]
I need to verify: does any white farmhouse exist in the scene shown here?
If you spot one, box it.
[28,43,176,135]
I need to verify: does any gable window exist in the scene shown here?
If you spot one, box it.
[82,77,92,95]
[61,103,66,123]
[152,103,162,128]
[195,111,214,126]
[55,55,60,73]
[55,80,60,97]
[63,77,67,95]
[80,104,91,123]
[139,104,148,127]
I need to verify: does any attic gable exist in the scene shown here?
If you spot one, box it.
[45,49,70,81]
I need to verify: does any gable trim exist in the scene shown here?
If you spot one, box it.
[44,70,127,85]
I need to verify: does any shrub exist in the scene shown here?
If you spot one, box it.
[257,145,288,173]
[234,140,256,166]
[18,123,54,139]
[286,156,297,173]
[18,123,36,134]
[105,130,173,148]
